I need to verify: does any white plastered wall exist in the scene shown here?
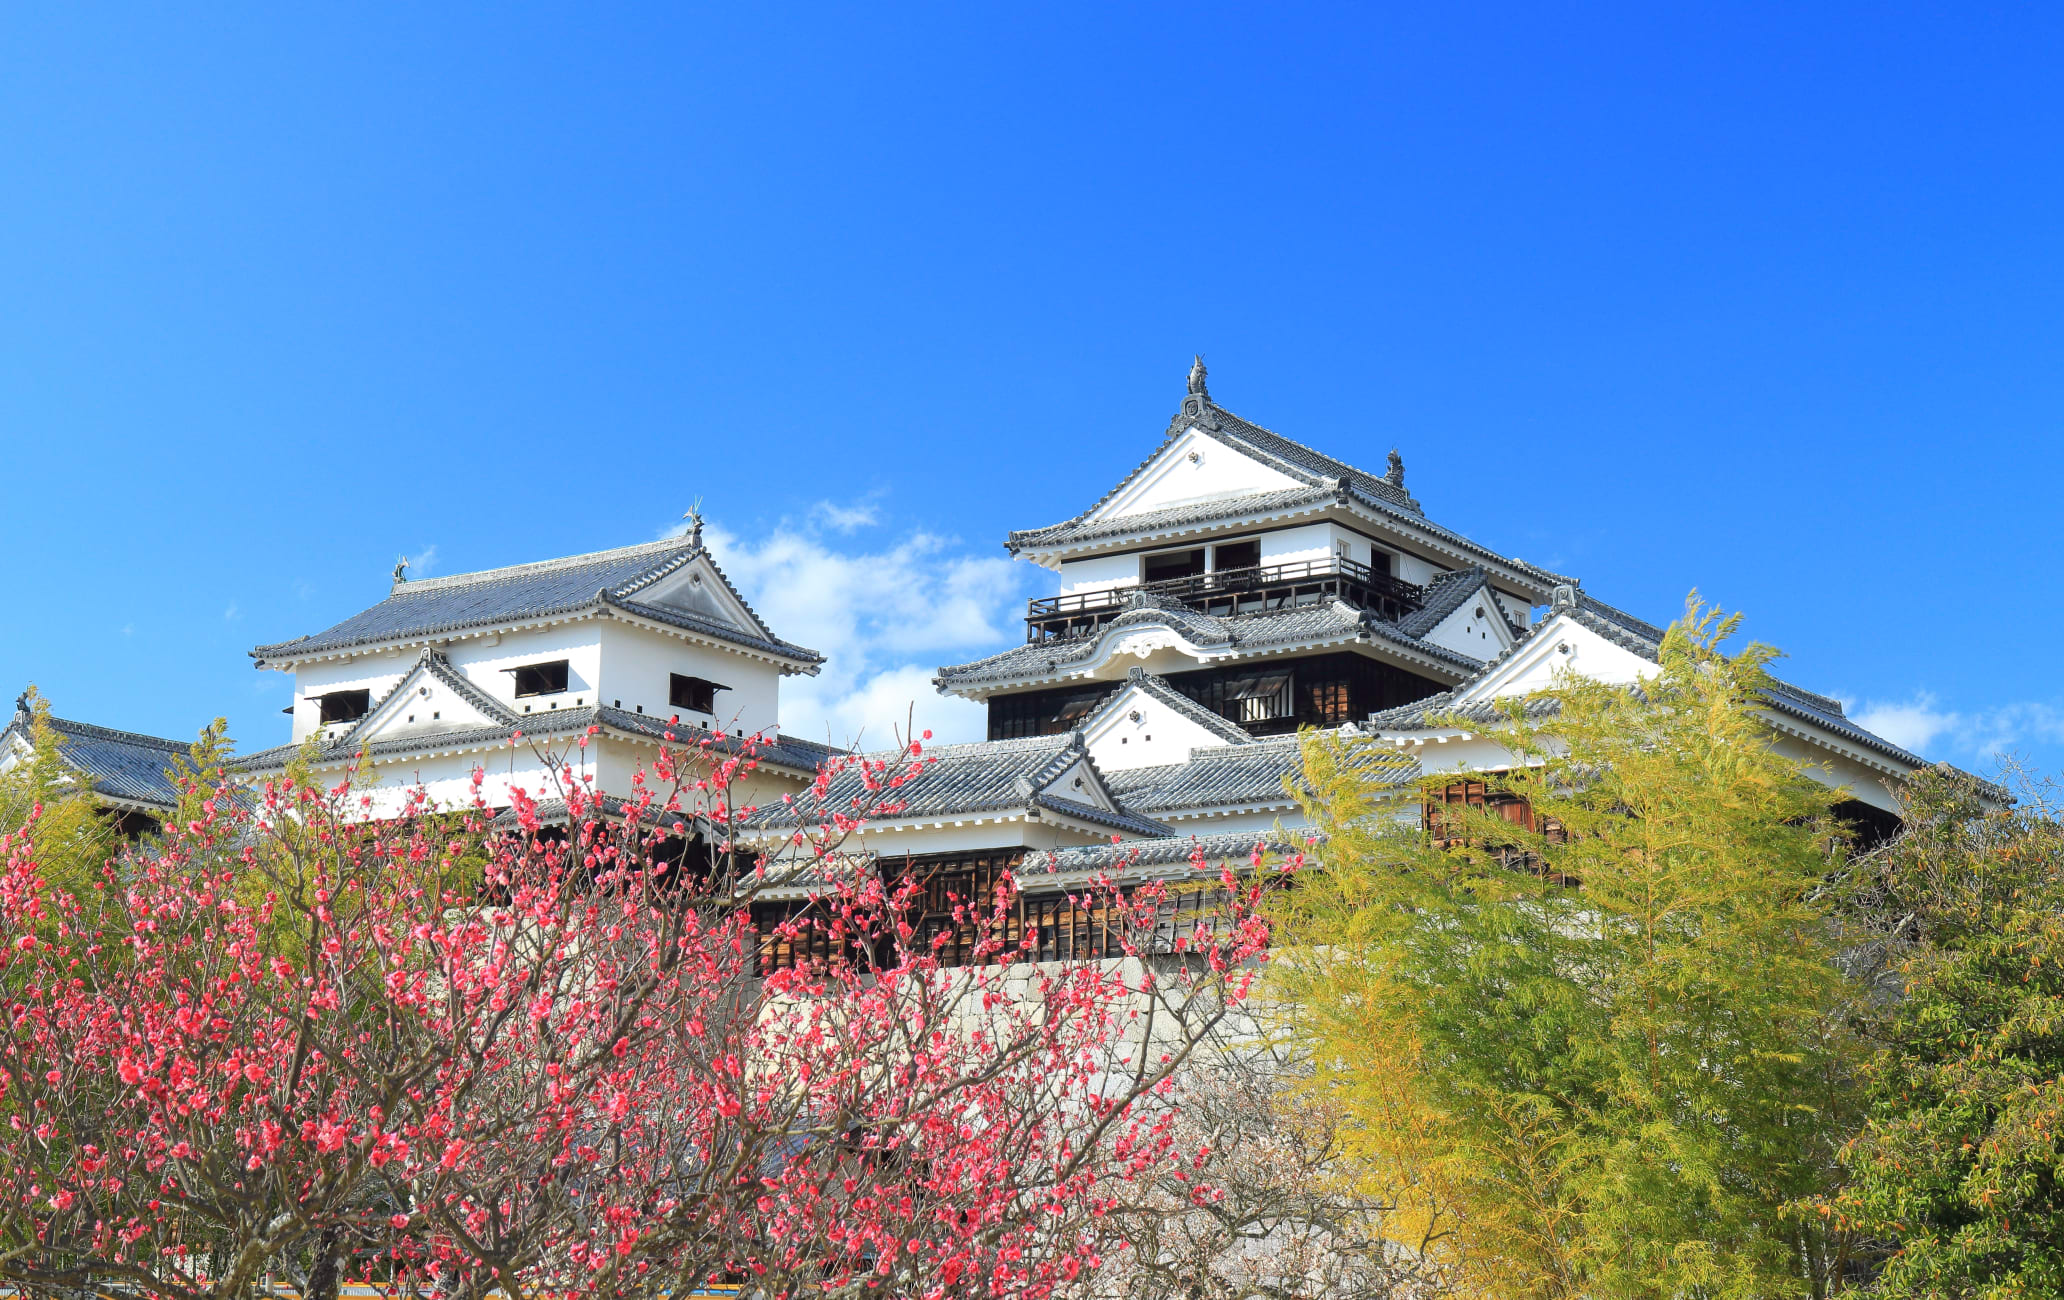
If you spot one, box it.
[1254,522,1335,567]
[1058,552,1142,597]
[595,620,783,738]
[282,624,607,748]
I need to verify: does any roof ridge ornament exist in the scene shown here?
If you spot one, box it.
[682,499,705,549]
[1551,583,1578,612]
[392,556,409,585]
[1173,354,1221,434]
[1386,449,1406,490]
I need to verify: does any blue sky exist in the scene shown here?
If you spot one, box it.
[2,4,2060,773]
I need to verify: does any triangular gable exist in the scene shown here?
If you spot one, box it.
[613,550,774,642]
[1016,736,1141,821]
[0,710,31,766]
[1081,672,1250,772]
[1453,611,1657,708]
[1419,592,1518,660]
[327,650,518,753]
[1088,425,1307,523]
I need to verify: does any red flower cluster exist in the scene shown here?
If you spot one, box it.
[0,728,1271,1300]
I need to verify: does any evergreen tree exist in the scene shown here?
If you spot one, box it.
[1833,768,2064,1294]
[1271,603,1862,1298]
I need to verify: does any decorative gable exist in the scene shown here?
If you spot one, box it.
[616,552,772,640]
[1081,671,1251,772]
[1454,612,1657,707]
[1420,595,1518,660]
[323,650,518,753]
[1089,426,1305,522]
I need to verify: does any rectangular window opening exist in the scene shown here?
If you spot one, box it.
[670,674,728,714]
[1212,539,1260,572]
[1224,672,1292,723]
[1142,547,1206,583]
[509,660,570,698]
[317,690,372,725]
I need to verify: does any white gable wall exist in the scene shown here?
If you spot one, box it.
[1094,428,1303,519]
[1460,616,1658,705]
[1422,597,1516,660]
[1084,686,1242,772]
[1040,755,1112,809]
[633,557,771,639]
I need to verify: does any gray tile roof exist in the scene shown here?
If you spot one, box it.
[1397,566,1492,638]
[1368,587,1933,773]
[1085,668,1256,745]
[1364,688,1562,730]
[1005,486,1341,553]
[250,538,822,669]
[4,706,191,811]
[1204,404,1423,511]
[1005,397,1574,591]
[758,732,1171,838]
[1565,590,1667,653]
[1757,679,1928,770]
[1022,827,1318,879]
[935,597,1485,691]
[1106,732,1419,816]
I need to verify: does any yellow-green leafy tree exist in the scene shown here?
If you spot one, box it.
[0,689,126,906]
[1270,603,1865,1298]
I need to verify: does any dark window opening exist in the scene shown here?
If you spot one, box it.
[1142,547,1206,583]
[510,660,570,698]
[670,674,727,714]
[1368,549,1393,576]
[1212,539,1261,572]
[1833,798,1903,851]
[986,683,1117,741]
[317,690,372,724]
[1165,652,1443,736]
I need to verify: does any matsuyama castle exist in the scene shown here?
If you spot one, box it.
[7,361,1937,901]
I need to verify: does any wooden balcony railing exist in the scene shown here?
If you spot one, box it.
[1025,556,1424,643]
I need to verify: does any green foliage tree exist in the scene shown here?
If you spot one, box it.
[1270,603,1864,1299]
[0,688,124,904]
[1831,768,2064,1294]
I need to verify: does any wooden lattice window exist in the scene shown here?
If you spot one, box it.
[1424,779,1569,877]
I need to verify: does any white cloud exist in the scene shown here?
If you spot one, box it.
[812,498,881,533]
[694,516,1034,748]
[408,544,440,578]
[120,623,133,637]
[223,602,240,622]
[1851,692,2064,762]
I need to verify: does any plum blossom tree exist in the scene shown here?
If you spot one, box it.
[0,722,1273,1300]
